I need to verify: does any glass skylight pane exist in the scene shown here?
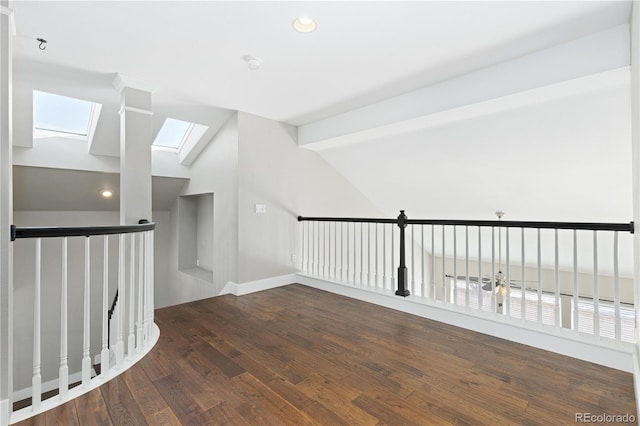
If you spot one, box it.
[153,118,193,149]
[33,91,93,136]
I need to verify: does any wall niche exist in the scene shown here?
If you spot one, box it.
[178,193,213,282]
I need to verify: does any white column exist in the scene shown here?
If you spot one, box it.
[117,83,152,225]
[0,1,13,422]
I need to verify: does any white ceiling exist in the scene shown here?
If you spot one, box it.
[11,1,632,126]
[8,1,635,230]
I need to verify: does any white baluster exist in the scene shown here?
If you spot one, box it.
[431,225,435,299]
[465,226,470,308]
[421,224,425,297]
[324,222,328,277]
[453,226,458,307]
[410,225,415,294]
[505,228,511,316]
[146,230,155,343]
[101,235,109,378]
[613,231,621,342]
[360,223,364,285]
[346,222,350,283]
[128,233,136,357]
[375,223,378,288]
[490,227,494,312]
[116,234,125,365]
[333,222,338,281]
[383,224,387,289]
[59,237,69,396]
[82,236,91,387]
[537,229,542,324]
[442,225,446,302]
[391,225,395,289]
[478,227,483,310]
[572,230,578,333]
[137,231,144,351]
[32,238,42,410]
[150,231,155,339]
[367,223,371,286]
[553,229,562,328]
[521,228,525,320]
[593,231,599,337]
[301,221,305,273]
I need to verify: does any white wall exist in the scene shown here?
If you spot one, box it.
[158,115,239,308]
[315,81,632,224]
[236,112,382,284]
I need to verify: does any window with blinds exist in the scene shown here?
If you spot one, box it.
[575,299,635,343]
[508,289,557,325]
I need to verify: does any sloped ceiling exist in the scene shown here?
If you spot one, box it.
[316,83,632,223]
[12,1,631,125]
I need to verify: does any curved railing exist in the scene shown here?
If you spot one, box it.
[9,221,157,424]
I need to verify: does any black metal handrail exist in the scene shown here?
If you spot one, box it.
[298,211,634,297]
[10,221,155,241]
[298,215,634,233]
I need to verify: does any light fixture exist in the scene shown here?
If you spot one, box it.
[100,189,113,198]
[293,16,317,33]
[242,55,262,71]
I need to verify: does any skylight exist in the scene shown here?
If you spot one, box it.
[153,118,194,149]
[33,91,95,136]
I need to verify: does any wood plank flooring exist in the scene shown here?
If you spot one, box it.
[15,284,636,425]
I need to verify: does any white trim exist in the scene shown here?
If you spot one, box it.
[0,6,15,36]
[296,273,636,372]
[221,274,297,296]
[118,105,154,116]
[9,324,160,425]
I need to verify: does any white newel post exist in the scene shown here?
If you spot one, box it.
[116,80,153,359]
[0,1,13,423]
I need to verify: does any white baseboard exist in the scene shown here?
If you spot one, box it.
[296,273,636,373]
[221,274,297,296]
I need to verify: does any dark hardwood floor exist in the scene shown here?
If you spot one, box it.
[15,284,636,425]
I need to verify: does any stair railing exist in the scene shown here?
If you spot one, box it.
[9,220,156,423]
[298,211,635,343]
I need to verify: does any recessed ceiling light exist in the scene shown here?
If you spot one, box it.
[100,190,113,198]
[293,17,317,33]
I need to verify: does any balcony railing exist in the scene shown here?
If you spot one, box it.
[9,221,157,423]
[298,211,635,344]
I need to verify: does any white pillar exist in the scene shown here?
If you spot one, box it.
[117,84,152,225]
[0,0,13,423]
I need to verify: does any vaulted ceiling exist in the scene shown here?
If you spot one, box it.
[12,1,630,125]
[9,1,635,223]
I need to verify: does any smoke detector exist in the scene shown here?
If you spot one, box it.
[242,55,262,71]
